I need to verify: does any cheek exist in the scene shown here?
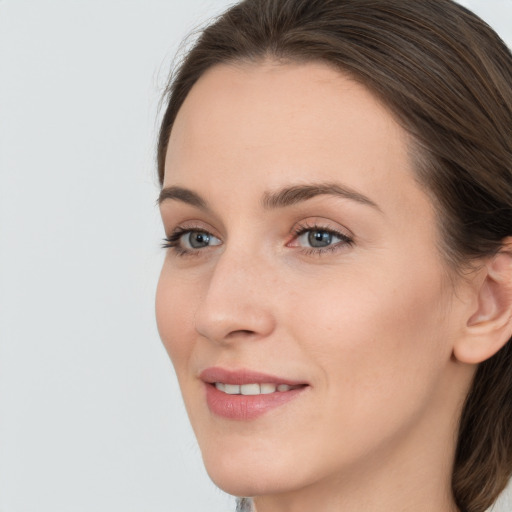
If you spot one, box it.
[286,264,452,420]
[155,266,199,372]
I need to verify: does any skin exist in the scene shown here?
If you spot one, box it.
[156,61,480,512]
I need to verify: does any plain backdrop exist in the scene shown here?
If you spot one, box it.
[0,1,511,511]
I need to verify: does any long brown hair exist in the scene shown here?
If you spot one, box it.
[157,1,512,510]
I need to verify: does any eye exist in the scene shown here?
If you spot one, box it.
[288,222,354,254]
[298,229,339,248]
[181,231,221,250]
[162,228,222,254]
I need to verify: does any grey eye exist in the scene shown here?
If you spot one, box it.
[307,230,333,248]
[182,231,221,249]
[297,229,339,248]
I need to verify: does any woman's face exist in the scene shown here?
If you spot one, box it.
[156,61,471,498]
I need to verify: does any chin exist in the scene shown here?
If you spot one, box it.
[206,468,269,498]
[200,439,305,497]
[205,464,295,498]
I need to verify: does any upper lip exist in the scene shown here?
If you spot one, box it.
[200,367,308,386]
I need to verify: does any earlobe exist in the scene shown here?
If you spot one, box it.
[453,241,512,365]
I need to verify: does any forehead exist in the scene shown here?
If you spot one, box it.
[164,60,424,216]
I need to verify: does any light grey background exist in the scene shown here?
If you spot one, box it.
[0,1,510,511]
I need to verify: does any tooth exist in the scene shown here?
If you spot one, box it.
[214,382,292,395]
[260,383,277,394]
[241,383,261,395]
[224,384,241,395]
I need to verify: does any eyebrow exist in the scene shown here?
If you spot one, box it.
[158,186,208,209]
[261,182,382,212]
[158,182,381,213]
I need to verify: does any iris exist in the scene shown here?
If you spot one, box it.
[308,230,333,248]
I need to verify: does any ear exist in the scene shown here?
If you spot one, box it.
[453,239,512,364]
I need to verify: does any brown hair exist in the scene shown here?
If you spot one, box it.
[157,1,512,510]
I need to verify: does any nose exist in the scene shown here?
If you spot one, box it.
[194,247,276,345]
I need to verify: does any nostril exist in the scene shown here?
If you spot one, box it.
[226,329,257,338]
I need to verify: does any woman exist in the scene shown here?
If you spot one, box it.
[155,1,512,511]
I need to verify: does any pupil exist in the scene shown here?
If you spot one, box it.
[190,232,210,248]
[308,230,332,248]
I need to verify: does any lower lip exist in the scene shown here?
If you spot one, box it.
[205,383,307,420]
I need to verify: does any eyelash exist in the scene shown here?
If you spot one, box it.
[162,223,354,257]
[290,222,354,255]
[161,227,206,257]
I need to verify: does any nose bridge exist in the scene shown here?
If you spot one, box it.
[194,243,276,343]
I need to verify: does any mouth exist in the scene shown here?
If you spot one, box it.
[200,367,309,420]
[213,382,304,395]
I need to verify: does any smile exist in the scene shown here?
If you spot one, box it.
[214,383,303,395]
[201,368,309,420]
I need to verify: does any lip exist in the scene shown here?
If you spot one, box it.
[200,367,307,386]
[200,367,309,421]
